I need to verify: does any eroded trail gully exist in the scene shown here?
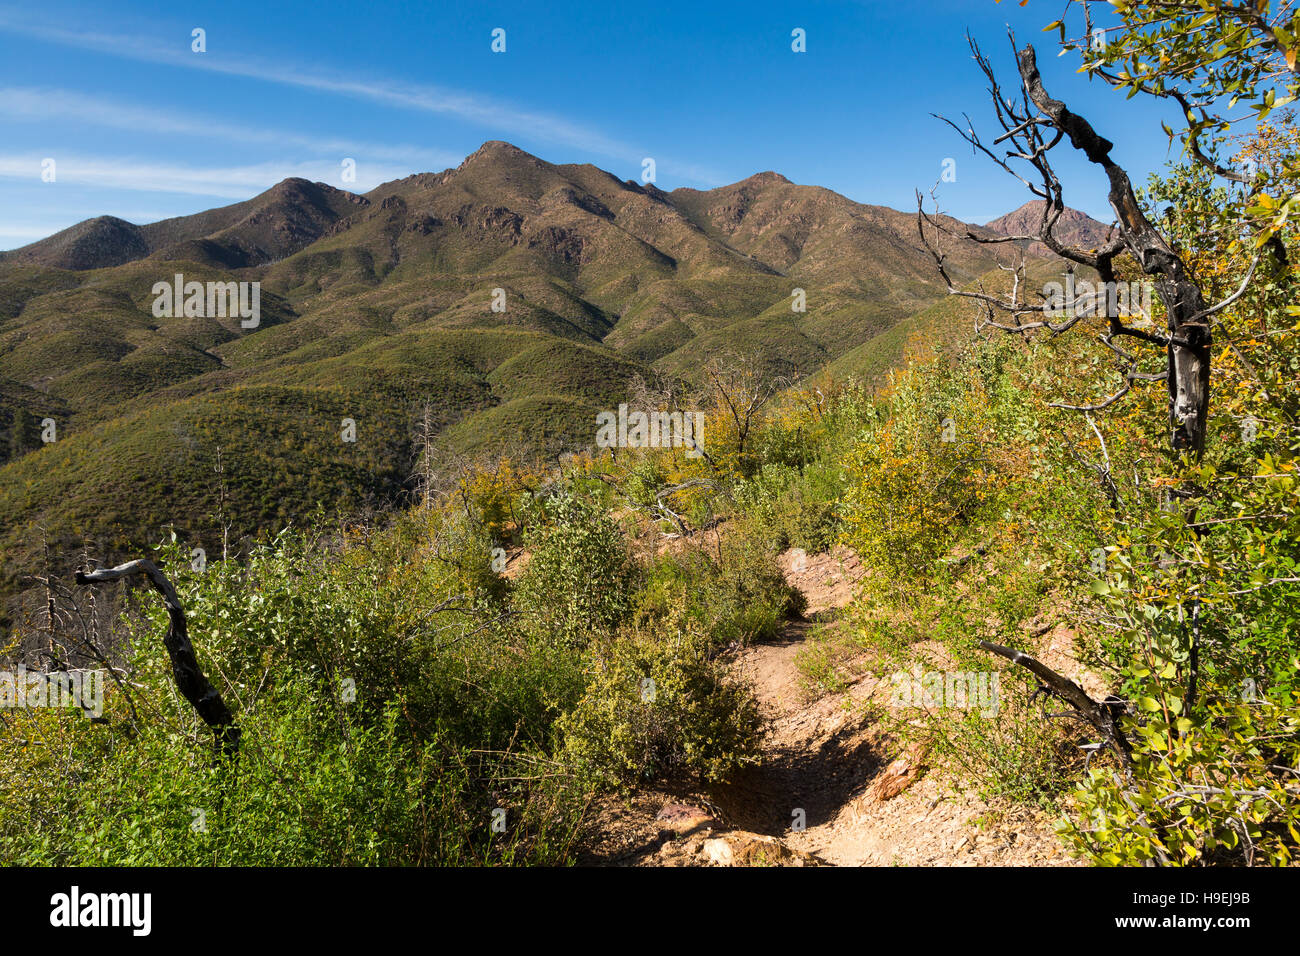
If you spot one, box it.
[581,547,1077,867]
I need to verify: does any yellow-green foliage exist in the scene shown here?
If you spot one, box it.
[839,345,1011,583]
[557,611,762,788]
[514,492,636,649]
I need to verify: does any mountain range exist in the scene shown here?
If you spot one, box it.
[0,140,1105,622]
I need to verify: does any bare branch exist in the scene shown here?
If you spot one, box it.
[75,559,239,754]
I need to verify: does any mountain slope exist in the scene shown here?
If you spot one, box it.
[0,140,1073,626]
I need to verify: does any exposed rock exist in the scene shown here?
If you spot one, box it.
[654,802,715,836]
[527,225,588,264]
[702,831,820,867]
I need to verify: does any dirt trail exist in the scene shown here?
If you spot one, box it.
[582,545,1078,866]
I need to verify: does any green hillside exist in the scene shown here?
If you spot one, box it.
[0,140,1069,625]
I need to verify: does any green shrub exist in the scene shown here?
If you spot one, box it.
[1062,698,1300,866]
[558,615,763,788]
[637,535,804,647]
[0,516,591,867]
[514,491,635,649]
[0,679,583,866]
[733,461,842,552]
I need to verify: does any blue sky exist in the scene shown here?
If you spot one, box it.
[0,0,1183,251]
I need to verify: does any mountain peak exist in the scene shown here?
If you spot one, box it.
[261,177,364,205]
[0,214,146,270]
[984,200,1112,252]
[742,171,792,187]
[460,140,542,167]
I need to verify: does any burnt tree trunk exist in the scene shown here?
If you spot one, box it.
[76,558,240,755]
[980,640,1132,766]
[1017,45,1212,455]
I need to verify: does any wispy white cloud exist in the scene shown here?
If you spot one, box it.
[0,10,725,186]
[0,224,60,241]
[0,154,410,197]
[0,87,464,169]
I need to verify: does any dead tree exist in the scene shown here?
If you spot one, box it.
[412,402,438,512]
[980,640,1131,766]
[76,559,239,755]
[918,36,1263,458]
[703,351,789,458]
[916,35,1270,761]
